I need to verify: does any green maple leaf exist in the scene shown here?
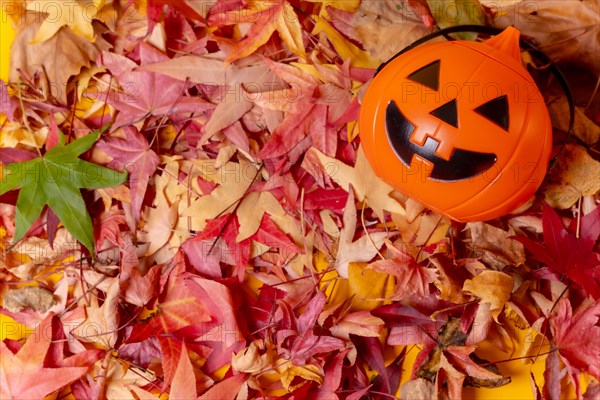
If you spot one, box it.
[1,132,127,254]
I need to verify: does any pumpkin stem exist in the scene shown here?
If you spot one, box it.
[484,26,522,62]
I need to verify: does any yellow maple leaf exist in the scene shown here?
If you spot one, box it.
[26,0,108,43]
[72,278,120,349]
[463,270,513,322]
[308,0,378,68]
[334,188,388,278]
[279,362,323,391]
[0,121,47,148]
[348,262,395,311]
[138,160,184,259]
[312,17,379,68]
[232,340,272,374]
[276,2,306,59]
[181,158,258,232]
[307,145,405,221]
[233,339,323,394]
[218,0,280,63]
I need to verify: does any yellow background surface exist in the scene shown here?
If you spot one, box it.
[0,10,587,400]
[0,7,13,81]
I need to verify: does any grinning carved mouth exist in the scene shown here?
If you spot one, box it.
[385,100,497,182]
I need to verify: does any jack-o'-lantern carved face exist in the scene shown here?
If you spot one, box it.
[359,27,552,222]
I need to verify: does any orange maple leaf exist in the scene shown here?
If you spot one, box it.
[0,315,96,399]
[209,0,306,62]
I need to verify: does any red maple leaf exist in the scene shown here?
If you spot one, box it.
[185,213,251,281]
[102,68,214,129]
[514,204,600,299]
[184,213,299,282]
[351,336,405,397]
[304,349,350,399]
[277,291,346,364]
[197,373,247,400]
[257,102,323,161]
[208,0,283,63]
[120,262,161,307]
[125,253,213,387]
[255,60,346,164]
[97,126,160,221]
[168,341,198,398]
[550,299,600,397]
[368,239,438,301]
[148,0,204,23]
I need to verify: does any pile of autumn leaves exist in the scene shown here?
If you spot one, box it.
[0,0,599,399]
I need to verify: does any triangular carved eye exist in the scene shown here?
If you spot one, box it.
[475,95,509,131]
[430,99,458,128]
[407,60,441,91]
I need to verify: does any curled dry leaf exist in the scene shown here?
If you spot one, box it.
[466,222,526,269]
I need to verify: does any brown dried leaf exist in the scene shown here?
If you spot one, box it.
[400,378,435,400]
[353,0,430,62]
[440,345,511,391]
[2,286,55,313]
[543,144,600,209]
[494,0,600,74]
[466,222,525,269]
[548,96,600,145]
[431,256,470,304]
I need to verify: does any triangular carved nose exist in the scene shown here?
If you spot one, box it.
[430,99,458,128]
